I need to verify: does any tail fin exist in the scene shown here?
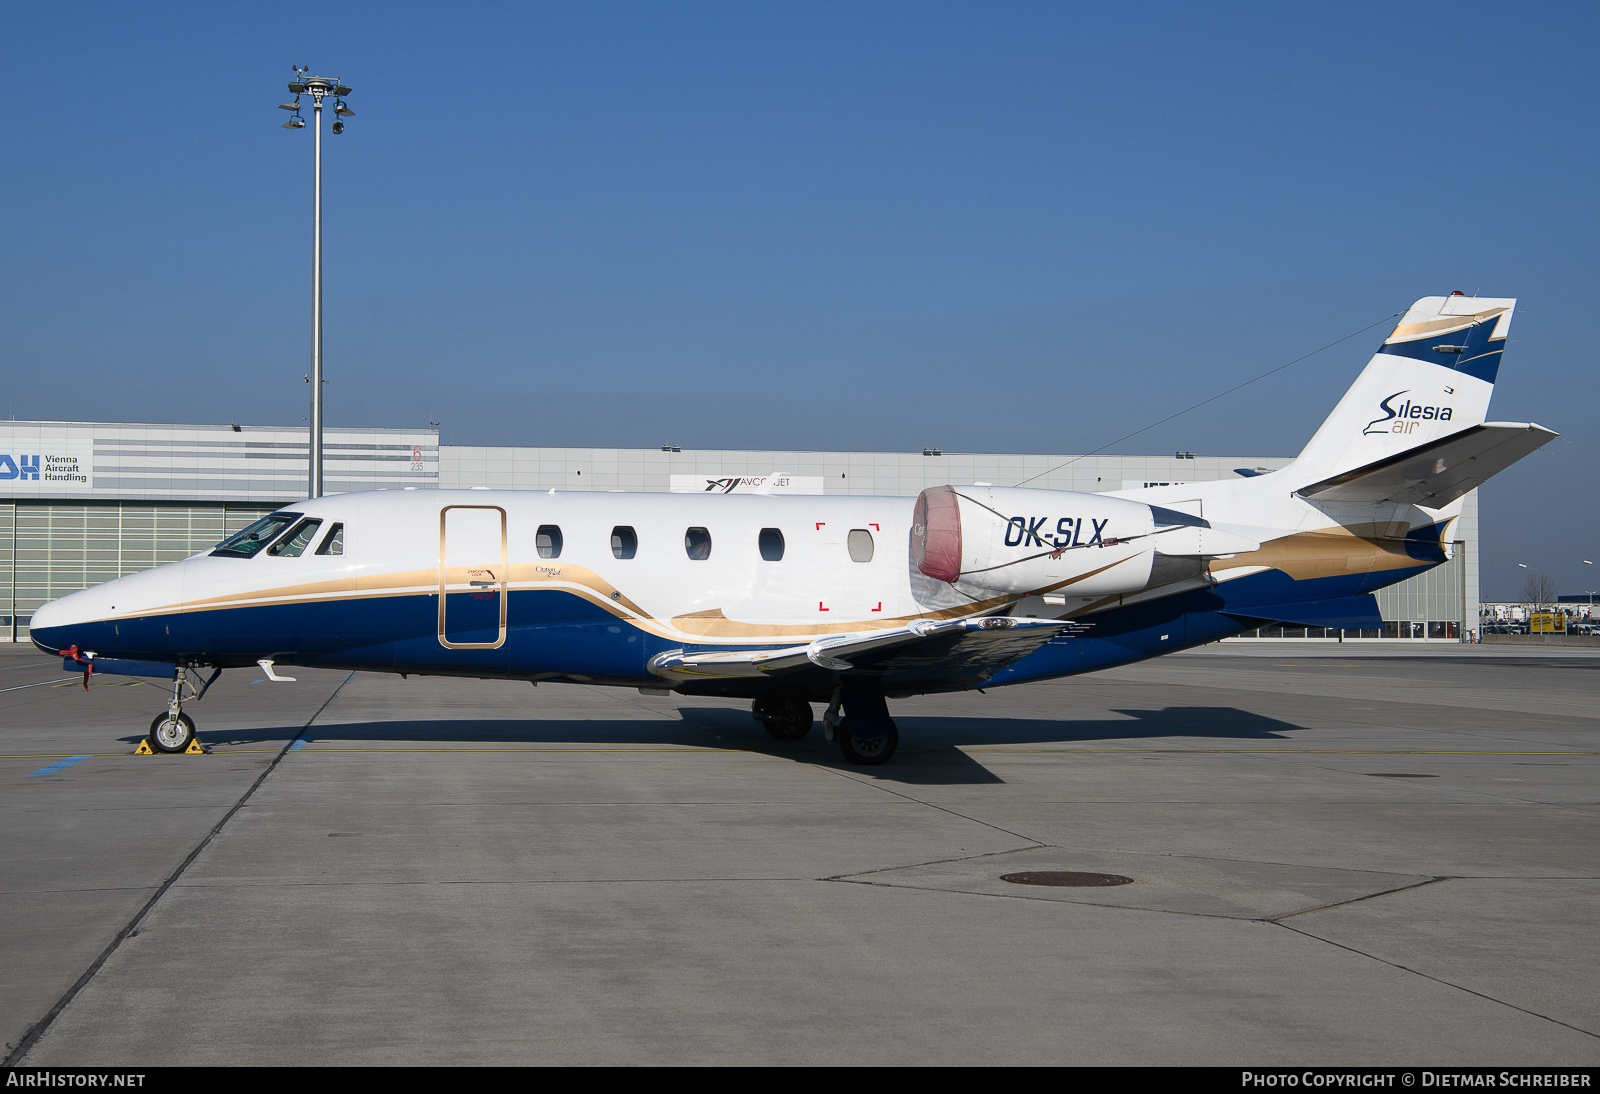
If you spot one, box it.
[1289,294,1514,484]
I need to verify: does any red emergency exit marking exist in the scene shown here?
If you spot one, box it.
[870,523,879,531]
[818,602,829,611]
[871,602,882,612]
[815,522,826,530]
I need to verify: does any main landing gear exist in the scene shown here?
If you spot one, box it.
[752,687,901,765]
[834,718,899,765]
[824,686,899,766]
[752,696,813,741]
[143,665,220,754]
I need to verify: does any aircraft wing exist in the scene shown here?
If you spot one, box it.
[1296,422,1558,507]
[649,617,1086,687]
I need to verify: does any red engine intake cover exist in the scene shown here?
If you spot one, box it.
[912,485,963,583]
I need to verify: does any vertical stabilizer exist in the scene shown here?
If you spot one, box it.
[1288,295,1515,485]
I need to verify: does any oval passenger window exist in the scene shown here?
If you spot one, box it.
[685,527,712,560]
[759,528,784,561]
[848,528,874,563]
[536,525,563,559]
[611,526,637,559]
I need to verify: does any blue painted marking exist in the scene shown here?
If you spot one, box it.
[288,739,308,751]
[26,755,89,777]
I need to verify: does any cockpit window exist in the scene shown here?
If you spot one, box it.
[269,518,323,558]
[211,513,301,558]
[315,522,344,556]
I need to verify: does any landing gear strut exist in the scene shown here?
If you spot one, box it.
[145,665,219,754]
[752,696,813,740]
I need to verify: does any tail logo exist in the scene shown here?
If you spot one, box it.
[1363,391,1453,436]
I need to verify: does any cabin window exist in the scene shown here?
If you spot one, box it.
[685,527,712,560]
[211,512,300,558]
[848,528,874,563]
[536,525,563,559]
[611,526,637,559]
[268,518,323,558]
[759,527,785,561]
[315,522,344,556]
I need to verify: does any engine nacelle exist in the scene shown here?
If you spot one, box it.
[912,485,1159,597]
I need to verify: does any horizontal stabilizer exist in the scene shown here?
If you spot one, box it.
[1296,423,1557,506]
[1225,595,1384,630]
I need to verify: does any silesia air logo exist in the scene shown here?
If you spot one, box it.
[1363,391,1453,436]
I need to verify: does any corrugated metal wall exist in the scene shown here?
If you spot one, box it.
[4,502,276,643]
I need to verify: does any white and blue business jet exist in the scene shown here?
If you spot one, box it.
[32,295,1555,764]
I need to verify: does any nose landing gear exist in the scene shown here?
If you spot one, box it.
[141,665,220,754]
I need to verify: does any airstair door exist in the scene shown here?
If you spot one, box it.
[439,505,506,649]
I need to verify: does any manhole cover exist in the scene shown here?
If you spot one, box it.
[1364,773,1438,778]
[1001,871,1133,887]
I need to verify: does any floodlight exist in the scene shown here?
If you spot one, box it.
[281,116,305,129]
[330,120,344,134]
[334,102,354,117]
[279,102,300,111]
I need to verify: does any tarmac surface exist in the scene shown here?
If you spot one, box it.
[3,641,1597,1066]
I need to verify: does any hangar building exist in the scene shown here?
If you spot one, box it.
[0,420,1475,645]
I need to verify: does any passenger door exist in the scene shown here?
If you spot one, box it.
[439,505,506,649]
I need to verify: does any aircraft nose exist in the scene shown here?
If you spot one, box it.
[28,586,107,651]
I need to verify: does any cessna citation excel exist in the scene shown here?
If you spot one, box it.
[32,294,1555,764]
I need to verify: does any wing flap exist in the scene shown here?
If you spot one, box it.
[1297,423,1557,506]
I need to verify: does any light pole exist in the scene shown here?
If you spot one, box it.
[278,67,354,499]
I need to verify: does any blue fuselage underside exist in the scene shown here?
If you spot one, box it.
[32,558,1440,701]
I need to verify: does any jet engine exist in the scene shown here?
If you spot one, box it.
[911,484,1257,598]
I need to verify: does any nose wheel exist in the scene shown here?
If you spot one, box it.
[148,711,197,753]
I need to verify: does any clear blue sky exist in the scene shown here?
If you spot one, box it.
[4,1,1596,599]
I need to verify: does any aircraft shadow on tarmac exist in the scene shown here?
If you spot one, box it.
[116,705,1305,786]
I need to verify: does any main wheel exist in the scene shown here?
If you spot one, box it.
[836,717,898,765]
[756,697,813,741]
[148,711,196,754]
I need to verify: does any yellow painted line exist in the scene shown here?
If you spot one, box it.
[6,747,1596,761]
[290,747,751,754]
[962,748,1600,755]
[4,753,141,760]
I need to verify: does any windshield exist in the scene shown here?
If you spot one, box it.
[210,513,301,558]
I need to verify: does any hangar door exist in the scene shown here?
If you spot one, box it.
[439,505,507,649]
